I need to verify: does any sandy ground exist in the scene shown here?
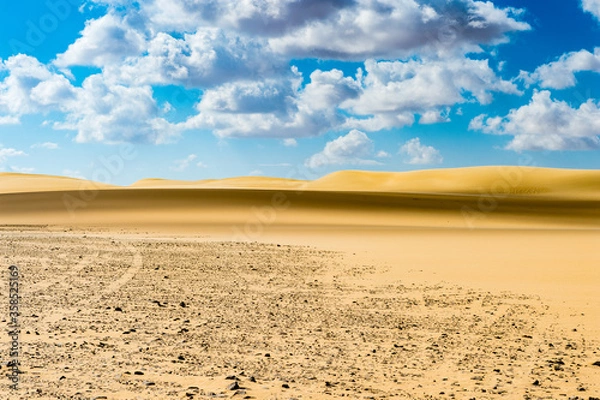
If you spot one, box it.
[1,167,599,399]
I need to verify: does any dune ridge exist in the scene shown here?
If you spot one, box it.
[3,166,600,198]
[0,166,600,230]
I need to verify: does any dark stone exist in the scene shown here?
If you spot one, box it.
[282,384,290,389]
[134,371,144,375]
[248,376,256,383]
[592,361,600,367]
[227,382,240,390]
[180,302,187,308]
[114,307,123,312]
[225,375,238,380]
[533,380,540,386]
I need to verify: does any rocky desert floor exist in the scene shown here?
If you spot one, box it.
[1,226,599,399]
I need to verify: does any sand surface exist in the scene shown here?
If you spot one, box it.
[1,167,599,399]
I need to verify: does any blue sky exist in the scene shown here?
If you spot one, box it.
[1,0,599,185]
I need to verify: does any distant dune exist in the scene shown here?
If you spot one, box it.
[1,167,599,229]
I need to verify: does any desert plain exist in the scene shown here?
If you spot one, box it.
[0,166,599,399]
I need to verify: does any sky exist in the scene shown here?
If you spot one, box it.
[0,0,599,185]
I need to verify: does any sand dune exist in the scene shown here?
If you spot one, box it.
[0,172,116,194]
[1,167,599,229]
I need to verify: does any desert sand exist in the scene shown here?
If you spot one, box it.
[1,166,599,399]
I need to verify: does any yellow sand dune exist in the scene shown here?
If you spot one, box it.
[305,166,600,197]
[0,167,599,229]
[0,172,116,194]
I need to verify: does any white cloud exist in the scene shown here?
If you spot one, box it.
[0,146,27,163]
[0,55,77,119]
[54,13,146,68]
[196,161,208,168]
[139,0,356,36]
[183,68,361,138]
[420,109,451,125]
[106,29,284,88]
[31,142,59,149]
[582,0,600,20]
[54,74,179,144]
[376,150,391,158]
[399,138,443,165]
[469,90,600,151]
[342,57,518,132]
[0,55,179,144]
[0,115,19,125]
[95,0,528,61]
[523,47,600,89]
[170,154,197,171]
[283,138,297,147]
[305,129,381,168]
[268,0,529,60]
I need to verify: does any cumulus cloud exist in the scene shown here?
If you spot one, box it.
[582,0,600,19]
[107,29,284,88]
[469,90,600,151]
[305,130,380,168]
[122,0,528,60]
[183,68,361,138]
[0,55,178,144]
[54,74,179,144]
[399,138,443,165]
[268,0,529,59]
[283,138,297,147]
[140,0,357,36]
[523,47,600,89]
[0,55,77,119]
[343,57,519,131]
[54,13,146,68]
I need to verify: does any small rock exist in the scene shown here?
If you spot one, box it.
[178,355,185,361]
[180,301,187,308]
[225,375,238,380]
[114,307,123,312]
[264,353,270,358]
[134,371,144,375]
[143,381,155,386]
[532,380,540,386]
[282,383,290,389]
[248,376,256,383]
[227,381,240,390]
[592,361,600,367]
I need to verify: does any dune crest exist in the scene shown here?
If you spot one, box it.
[0,172,116,194]
[3,167,600,197]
